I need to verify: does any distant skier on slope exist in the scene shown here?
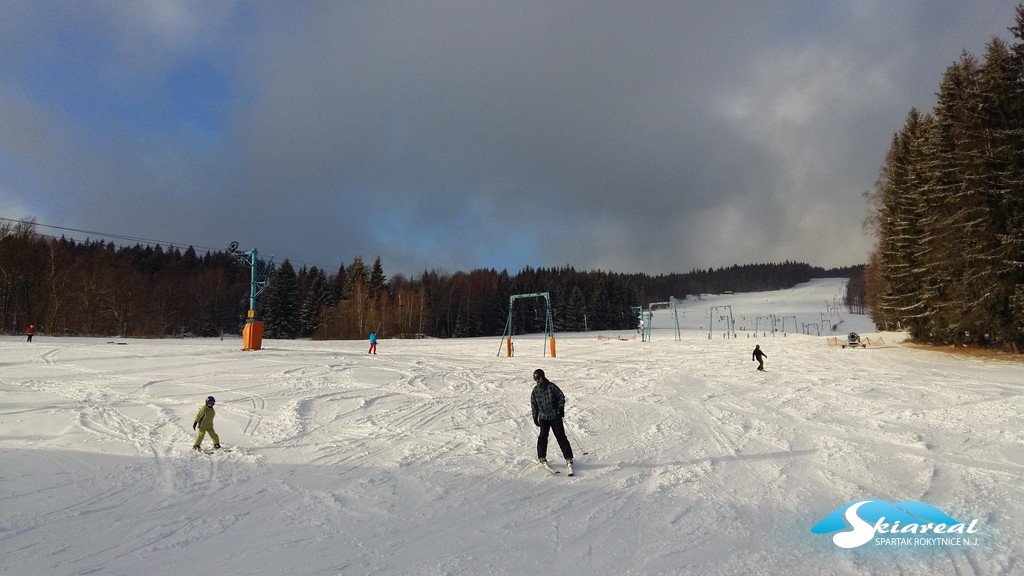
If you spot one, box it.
[26,324,35,342]
[192,396,221,451]
[531,369,574,472]
[368,331,378,355]
[752,344,767,371]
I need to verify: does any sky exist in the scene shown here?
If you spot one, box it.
[0,1,1019,277]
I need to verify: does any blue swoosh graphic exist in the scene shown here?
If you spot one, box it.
[811,500,961,534]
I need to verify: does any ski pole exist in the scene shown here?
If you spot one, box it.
[567,423,589,456]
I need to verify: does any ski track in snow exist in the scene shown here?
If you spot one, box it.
[0,280,1021,575]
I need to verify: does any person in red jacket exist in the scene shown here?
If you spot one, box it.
[26,324,36,343]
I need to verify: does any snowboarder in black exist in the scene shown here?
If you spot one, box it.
[531,369,573,468]
[752,345,767,371]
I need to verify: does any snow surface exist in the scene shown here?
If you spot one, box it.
[2,279,1022,575]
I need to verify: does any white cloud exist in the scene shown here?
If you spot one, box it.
[0,187,32,221]
[115,0,236,49]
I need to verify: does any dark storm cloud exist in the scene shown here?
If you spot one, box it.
[0,1,1018,275]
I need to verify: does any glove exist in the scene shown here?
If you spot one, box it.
[192,422,197,430]
[557,410,564,419]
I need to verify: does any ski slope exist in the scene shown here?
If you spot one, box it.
[2,279,1022,575]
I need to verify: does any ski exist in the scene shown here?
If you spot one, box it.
[538,461,560,475]
[201,448,232,454]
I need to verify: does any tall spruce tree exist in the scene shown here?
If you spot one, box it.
[299,267,330,337]
[264,260,299,339]
[369,257,386,300]
[977,35,1024,347]
[1007,6,1024,349]
[333,264,347,304]
[925,56,982,342]
[563,286,586,331]
[877,109,929,334]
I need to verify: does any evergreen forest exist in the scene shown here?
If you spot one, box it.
[0,219,852,340]
[864,6,1024,351]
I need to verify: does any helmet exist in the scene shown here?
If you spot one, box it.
[533,369,545,382]
[206,396,216,405]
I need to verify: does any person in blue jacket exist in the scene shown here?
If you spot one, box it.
[368,331,378,354]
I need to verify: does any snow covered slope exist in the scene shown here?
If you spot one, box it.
[2,279,1021,575]
[641,277,875,337]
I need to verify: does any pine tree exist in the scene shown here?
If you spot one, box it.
[589,276,611,330]
[952,43,1012,344]
[1005,6,1024,349]
[299,267,330,338]
[346,257,368,297]
[923,56,983,343]
[493,270,512,334]
[346,257,369,334]
[563,286,586,331]
[369,257,386,300]
[333,264,347,304]
[877,109,931,336]
[977,34,1024,348]
[296,265,310,309]
[264,260,299,339]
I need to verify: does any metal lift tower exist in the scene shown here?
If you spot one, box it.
[228,241,273,350]
[642,297,684,342]
[708,305,736,339]
[498,292,556,357]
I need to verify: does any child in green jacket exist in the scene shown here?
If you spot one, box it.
[192,396,221,451]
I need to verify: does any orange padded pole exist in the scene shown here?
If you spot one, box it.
[242,321,264,351]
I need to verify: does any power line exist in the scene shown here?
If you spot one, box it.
[0,216,347,272]
[0,216,222,252]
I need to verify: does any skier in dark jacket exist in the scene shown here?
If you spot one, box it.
[531,369,573,468]
[752,345,767,371]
